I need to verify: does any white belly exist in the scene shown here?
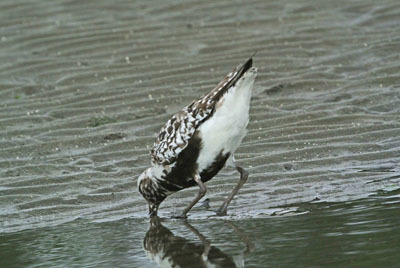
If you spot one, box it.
[196,75,255,172]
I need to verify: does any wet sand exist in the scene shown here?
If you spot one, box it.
[1,0,400,233]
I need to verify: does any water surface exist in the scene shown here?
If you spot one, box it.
[1,0,400,267]
[1,189,399,267]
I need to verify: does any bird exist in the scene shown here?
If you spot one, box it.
[137,56,257,218]
[143,217,252,267]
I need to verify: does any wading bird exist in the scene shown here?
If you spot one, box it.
[138,57,257,218]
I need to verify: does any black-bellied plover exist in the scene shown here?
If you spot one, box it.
[138,57,257,218]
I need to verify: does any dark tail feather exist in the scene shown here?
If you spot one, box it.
[237,57,253,80]
[231,55,254,87]
[209,55,255,102]
[240,51,257,75]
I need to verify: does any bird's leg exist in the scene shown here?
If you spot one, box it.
[224,221,255,254]
[216,165,248,216]
[183,221,211,262]
[173,175,206,218]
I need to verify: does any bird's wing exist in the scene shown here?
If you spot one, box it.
[151,57,253,165]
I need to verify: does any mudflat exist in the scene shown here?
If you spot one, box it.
[1,0,400,233]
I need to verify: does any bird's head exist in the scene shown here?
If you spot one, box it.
[137,168,166,217]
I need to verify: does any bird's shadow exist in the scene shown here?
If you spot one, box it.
[143,217,254,268]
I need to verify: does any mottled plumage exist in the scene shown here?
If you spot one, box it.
[138,57,257,218]
[144,217,247,267]
[151,58,253,166]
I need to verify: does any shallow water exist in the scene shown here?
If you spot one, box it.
[1,189,399,268]
[1,0,400,266]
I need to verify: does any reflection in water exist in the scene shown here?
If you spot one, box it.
[1,190,399,267]
[143,217,253,268]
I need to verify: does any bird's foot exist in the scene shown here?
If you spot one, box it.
[171,213,188,219]
[215,208,227,216]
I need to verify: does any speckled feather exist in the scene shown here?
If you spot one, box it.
[150,59,252,165]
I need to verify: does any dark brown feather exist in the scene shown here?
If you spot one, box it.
[151,57,253,166]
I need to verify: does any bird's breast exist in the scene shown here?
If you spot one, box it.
[196,84,252,172]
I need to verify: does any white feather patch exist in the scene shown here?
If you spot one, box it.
[197,69,257,172]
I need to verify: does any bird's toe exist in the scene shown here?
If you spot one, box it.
[171,213,188,219]
[215,209,227,216]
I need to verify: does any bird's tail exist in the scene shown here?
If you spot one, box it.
[210,55,255,102]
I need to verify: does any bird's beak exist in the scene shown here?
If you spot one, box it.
[149,204,159,218]
[149,210,157,217]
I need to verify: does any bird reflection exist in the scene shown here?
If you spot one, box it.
[143,217,254,268]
